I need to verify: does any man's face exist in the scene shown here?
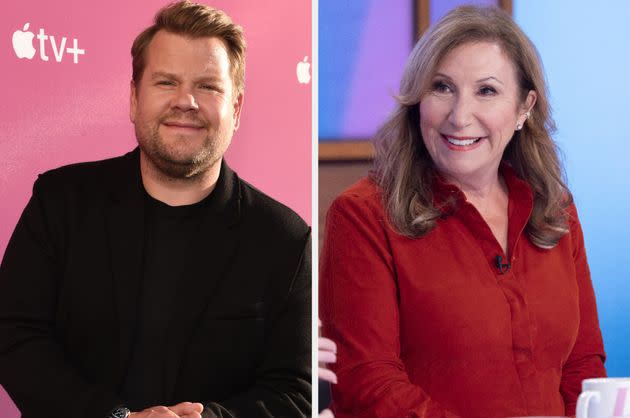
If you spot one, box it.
[130,30,243,179]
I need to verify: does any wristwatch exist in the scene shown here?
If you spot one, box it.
[108,407,131,418]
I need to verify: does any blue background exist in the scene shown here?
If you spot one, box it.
[515,1,630,376]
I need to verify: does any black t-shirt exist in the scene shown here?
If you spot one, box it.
[122,189,217,410]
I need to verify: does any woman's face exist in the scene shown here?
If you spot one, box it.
[419,41,535,184]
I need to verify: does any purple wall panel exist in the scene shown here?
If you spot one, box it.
[319,0,412,139]
[342,0,412,138]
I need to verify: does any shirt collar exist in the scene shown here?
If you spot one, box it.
[432,163,534,215]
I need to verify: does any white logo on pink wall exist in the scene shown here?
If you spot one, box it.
[296,56,311,84]
[12,22,85,63]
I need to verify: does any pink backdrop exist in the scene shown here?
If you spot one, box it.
[1,1,311,415]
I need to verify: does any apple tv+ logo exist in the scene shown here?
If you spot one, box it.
[12,23,85,64]
[296,56,311,85]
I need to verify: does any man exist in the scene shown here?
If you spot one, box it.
[0,2,311,417]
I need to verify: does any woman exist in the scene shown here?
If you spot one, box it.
[320,6,606,418]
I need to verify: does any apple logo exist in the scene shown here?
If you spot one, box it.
[296,56,311,84]
[13,23,36,59]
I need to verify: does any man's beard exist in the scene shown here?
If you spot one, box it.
[135,115,229,180]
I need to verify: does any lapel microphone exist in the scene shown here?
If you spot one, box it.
[495,255,511,274]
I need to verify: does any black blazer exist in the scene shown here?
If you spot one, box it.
[0,149,311,418]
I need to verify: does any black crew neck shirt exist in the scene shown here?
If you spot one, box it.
[122,189,216,410]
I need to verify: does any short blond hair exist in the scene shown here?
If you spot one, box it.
[131,1,246,95]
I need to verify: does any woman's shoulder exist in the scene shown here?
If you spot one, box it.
[325,177,395,242]
[564,201,585,241]
[328,176,387,222]
[332,177,383,208]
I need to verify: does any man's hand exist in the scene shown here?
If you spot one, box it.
[129,402,204,418]
[169,402,204,418]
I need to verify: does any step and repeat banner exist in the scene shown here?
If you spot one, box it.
[1,1,311,416]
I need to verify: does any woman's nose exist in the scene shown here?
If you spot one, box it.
[447,95,474,130]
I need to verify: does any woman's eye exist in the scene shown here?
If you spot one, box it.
[200,84,217,91]
[478,86,497,96]
[432,81,452,94]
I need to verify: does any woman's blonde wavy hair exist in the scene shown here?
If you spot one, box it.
[371,6,571,249]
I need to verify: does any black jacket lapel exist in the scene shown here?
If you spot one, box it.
[104,149,146,383]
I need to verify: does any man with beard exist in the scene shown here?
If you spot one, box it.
[0,2,311,418]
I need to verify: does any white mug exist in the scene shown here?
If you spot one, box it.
[577,378,630,418]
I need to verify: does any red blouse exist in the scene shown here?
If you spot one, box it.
[320,166,606,418]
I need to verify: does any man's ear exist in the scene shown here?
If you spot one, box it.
[130,80,137,124]
[233,92,244,131]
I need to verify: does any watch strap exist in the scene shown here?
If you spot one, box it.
[108,406,131,418]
